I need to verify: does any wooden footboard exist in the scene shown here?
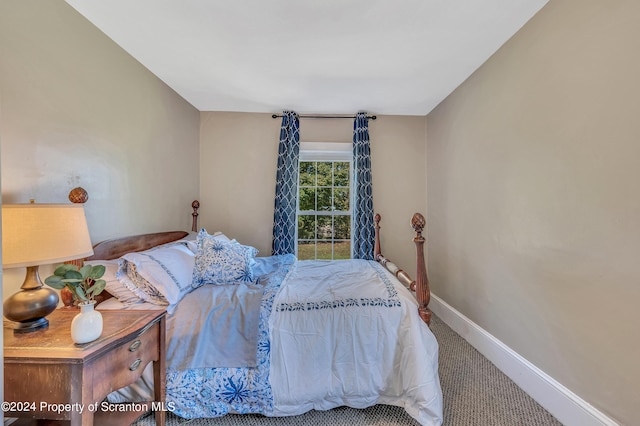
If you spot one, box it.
[374,213,432,326]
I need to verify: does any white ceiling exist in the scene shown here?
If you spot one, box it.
[65,0,548,116]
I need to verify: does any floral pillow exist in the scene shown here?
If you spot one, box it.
[192,229,258,288]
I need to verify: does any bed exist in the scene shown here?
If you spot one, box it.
[69,198,443,425]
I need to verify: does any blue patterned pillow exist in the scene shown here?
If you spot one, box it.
[192,229,258,288]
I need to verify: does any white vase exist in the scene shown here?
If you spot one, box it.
[71,301,103,344]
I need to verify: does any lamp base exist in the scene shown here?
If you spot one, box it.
[10,317,50,333]
[2,265,59,333]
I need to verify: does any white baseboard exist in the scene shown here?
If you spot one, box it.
[430,294,618,426]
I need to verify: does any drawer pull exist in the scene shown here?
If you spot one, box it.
[129,359,142,371]
[129,340,142,352]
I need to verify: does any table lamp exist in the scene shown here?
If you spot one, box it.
[2,203,94,333]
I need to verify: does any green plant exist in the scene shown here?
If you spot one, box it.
[44,264,107,304]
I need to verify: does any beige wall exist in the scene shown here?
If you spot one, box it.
[199,112,426,274]
[0,103,3,417]
[1,1,200,300]
[426,0,639,423]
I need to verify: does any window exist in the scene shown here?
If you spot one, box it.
[296,143,352,260]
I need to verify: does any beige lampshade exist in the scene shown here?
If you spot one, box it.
[2,204,94,268]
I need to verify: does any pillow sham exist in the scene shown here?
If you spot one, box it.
[182,231,230,254]
[179,230,230,243]
[96,296,166,312]
[192,229,258,288]
[116,242,195,307]
[84,260,142,305]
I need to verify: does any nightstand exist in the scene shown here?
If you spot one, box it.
[3,309,166,426]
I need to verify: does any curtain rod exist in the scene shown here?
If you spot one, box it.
[271,114,377,120]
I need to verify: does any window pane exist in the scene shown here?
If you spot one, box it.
[316,162,332,186]
[334,162,350,186]
[317,241,333,260]
[298,215,316,239]
[333,241,351,260]
[296,157,352,260]
[334,188,349,212]
[299,187,316,211]
[299,162,316,186]
[297,241,315,260]
[316,216,332,240]
[317,188,332,211]
[334,215,351,239]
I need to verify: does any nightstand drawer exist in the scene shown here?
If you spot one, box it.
[92,318,161,399]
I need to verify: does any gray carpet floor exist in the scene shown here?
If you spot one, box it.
[134,315,561,425]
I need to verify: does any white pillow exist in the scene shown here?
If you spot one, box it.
[210,231,231,242]
[84,260,142,305]
[116,242,195,307]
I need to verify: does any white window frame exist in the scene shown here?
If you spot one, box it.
[296,142,353,260]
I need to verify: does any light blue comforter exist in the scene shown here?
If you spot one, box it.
[166,254,296,418]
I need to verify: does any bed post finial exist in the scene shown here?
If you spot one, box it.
[68,187,89,204]
[411,213,431,325]
[191,200,200,232]
[411,212,426,237]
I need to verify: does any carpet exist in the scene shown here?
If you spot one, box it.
[133,315,562,425]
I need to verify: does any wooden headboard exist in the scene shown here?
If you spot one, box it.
[64,189,200,305]
[85,231,189,261]
[68,190,200,262]
[86,199,200,260]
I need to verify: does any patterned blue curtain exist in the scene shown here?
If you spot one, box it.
[352,112,375,259]
[272,111,300,255]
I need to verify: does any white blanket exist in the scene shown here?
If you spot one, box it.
[269,260,442,425]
